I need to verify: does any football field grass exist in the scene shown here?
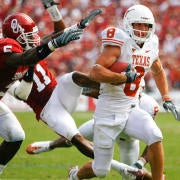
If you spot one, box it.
[0,111,180,179]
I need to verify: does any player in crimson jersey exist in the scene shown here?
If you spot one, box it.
[0,0,104,164]
[68,4,177,180]
[0,0,93,174]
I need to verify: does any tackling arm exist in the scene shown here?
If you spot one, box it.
[6,7,102,67]
[6,27,83,67]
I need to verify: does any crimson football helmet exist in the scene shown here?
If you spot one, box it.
[123,5,155,44]
[2,13,40,50]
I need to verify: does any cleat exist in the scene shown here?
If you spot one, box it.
[68,166,78,180]
[78,9,103,29]
[118,165,144,180]
[127,168,144,177]
[41,0,59,9]
[26,141,51,154]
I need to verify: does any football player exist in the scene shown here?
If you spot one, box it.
[1,0,104,160]
[0,0,90,175]
[68,4,176,180]
[25,78,159,179]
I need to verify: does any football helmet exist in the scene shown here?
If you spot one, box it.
[2,13,40,50]
[123,5,155,44]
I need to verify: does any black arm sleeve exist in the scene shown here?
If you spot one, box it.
[6,44,52,67]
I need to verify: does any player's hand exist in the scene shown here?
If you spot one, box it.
[163,100,176,112]
[163,100,180,120]
[125,70,138,83]
[23,66,34,82]
[77,9,102,29]
[41,0,59,9]
[50,29,83,48]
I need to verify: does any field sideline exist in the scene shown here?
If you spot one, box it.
[0,111,180,179]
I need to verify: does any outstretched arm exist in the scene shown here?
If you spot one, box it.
[6,7,102,67]
[6,28,83,67]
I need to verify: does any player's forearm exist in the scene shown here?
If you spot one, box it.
[89,64,127,84]
[6,44,52,66]
[82,87,99,99]
[153,69,170,100]
[72,71,100,89]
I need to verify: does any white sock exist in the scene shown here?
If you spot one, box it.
[0,164,6,175]
[111,160,137,173]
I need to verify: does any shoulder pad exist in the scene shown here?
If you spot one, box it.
[101,27,129,47]
[0,38,23,53]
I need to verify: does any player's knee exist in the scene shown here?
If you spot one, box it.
[93,168,109,178]
[92,160,110,178]
[148,128,163,145]
[8,128,25,142]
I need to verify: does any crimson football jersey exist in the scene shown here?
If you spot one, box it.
[25,60,57,120]
[0,38,28,98]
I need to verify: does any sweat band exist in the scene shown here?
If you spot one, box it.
[47,5,62,22]
[36,44,52,60]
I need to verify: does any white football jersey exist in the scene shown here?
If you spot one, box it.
[97,27,159,113]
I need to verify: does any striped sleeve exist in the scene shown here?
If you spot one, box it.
[101,27,126,47]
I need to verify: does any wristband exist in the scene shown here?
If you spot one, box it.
[47,5,62,22]
[162,94,171,101]
[36,44,52,59]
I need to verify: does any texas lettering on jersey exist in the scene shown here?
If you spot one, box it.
[132,54,150,67]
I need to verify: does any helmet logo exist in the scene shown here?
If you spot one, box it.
[141,17,149,20]
[11,19,24,34]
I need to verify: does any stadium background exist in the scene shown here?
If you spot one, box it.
[0,0,180,111]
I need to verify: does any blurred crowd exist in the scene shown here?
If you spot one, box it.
[0,0,180,92]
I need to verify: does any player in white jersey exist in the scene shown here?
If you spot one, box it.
[68,4,177,180]
[25,74,159,179]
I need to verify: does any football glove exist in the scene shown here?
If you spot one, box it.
[125,70,138,83]
[49,28,83,49]
[23,66,34,82]
[41,0,59,9]
[78,9,102,29]
[163,101,180,120]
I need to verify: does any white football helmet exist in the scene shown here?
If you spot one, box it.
[123,4,155,44]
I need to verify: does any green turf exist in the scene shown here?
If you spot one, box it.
[0,111,180,179]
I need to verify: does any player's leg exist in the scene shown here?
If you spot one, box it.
[26,71,98,154]
[116,135,139,165]
[70,123,115,179]
[40,77,94,158]
[26,136,72,154]
[26,118,95,155]
[0,101,25,174]
[133,93,162,177]
[124,107,164,180]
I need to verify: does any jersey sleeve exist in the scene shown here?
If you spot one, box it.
[0,38,23,53]
[101,27,128,48]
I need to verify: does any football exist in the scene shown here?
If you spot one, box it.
[109,61,130,73]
